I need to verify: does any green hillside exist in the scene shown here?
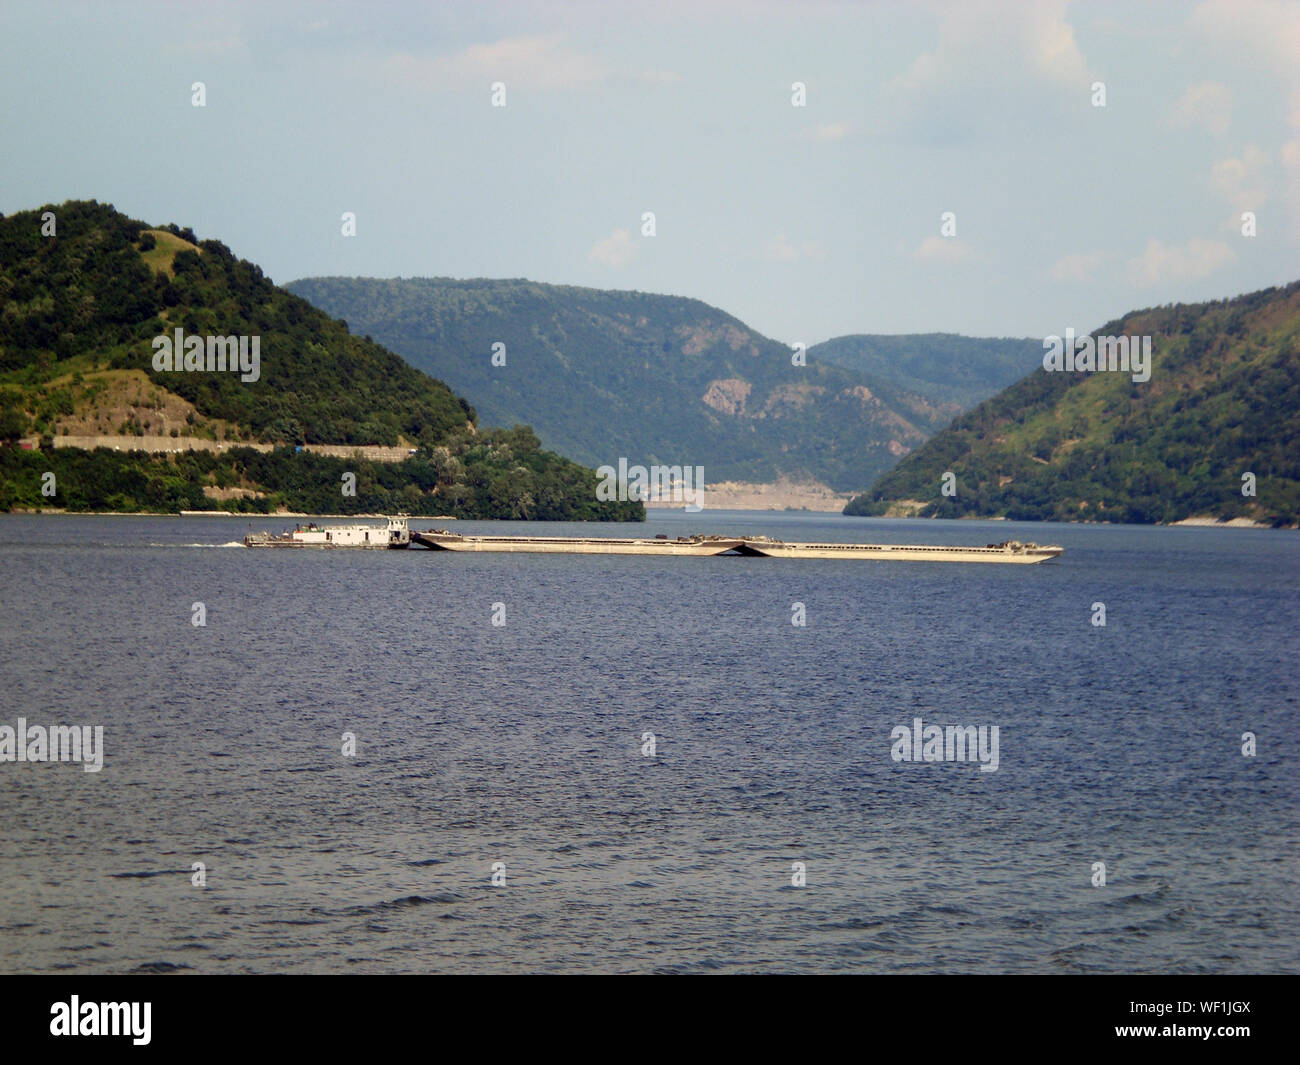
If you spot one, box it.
[0,426,631,519]
[0,201,639,519]
[808,333,1044,411]
[287,277,953,492]
[0,200,471,445]
[845,282,1300,526]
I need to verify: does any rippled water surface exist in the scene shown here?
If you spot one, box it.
[0,511,1296,973]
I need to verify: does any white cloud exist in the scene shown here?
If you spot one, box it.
[164,13,249,59]
[1049,251,1107,282]
[764,236,827,262]
[1210,145,1270,207]
[1023,4,1091,87]
[913,236,972,264]
[638,69,684,84]
[384,34,608,91]
[874,1,1098,145]
[1191,1,1300,128]
[891,0,1092,100]
[766,235,800,262]
[1191,2,1300,235]
[589,228,638,268]
[809,122,849,142]
[1282,139,1300,238]
[1126,238,1235,287]
[1172,82,1232,136]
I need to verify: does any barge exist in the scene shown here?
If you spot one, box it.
[410,530,744,555]
[731,536,1064,563]
[409,528,1062,563]
[242,517,1063,563]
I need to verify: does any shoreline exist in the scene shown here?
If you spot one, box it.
[1167,515,1272,529]
[4,509,462,519]
[643,478,854,512]
[4,508,1291,529]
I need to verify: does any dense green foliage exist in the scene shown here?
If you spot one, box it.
[0,426,641,519]
[845,282,1300,526]
[288,277,954,491]
[0,201,471,446]
[809,333,1043,412]
[0,200,640,520]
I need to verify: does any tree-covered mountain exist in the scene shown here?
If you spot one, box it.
[0,201,474,445]
[845,282,1300,526]
[0,201,639,519]
[287,277,957,492]
[808,333,1043,411]
[0,426,631,519]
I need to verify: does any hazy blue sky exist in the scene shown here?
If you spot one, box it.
[2,0,1297,344]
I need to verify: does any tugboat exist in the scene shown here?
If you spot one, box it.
[244,515,410,549]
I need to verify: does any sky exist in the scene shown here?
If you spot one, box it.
[1,0,1297,345]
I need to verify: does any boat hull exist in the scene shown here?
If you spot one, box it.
[243,536,408,549]
[244,520,1064,563]
[410,531,1063,563]
[734,540,1064,563]
[411,532,743,555]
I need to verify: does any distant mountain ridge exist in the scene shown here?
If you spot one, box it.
[808,333,1044,411]
[845,281,1300,526]
[288,277,1038,493]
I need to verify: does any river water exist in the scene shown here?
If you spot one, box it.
[0,511,1296,973]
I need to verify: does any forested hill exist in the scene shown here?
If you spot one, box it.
[287,276,956,492]
[808,334,1044,411]
[845,282,1300,526]
[0,201,639,519]
[0,199,469,445]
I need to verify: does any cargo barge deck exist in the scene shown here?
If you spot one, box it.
[409,528,1063,563]
[243,517,1063,563]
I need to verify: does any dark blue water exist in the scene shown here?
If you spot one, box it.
[0,511,1296,973]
